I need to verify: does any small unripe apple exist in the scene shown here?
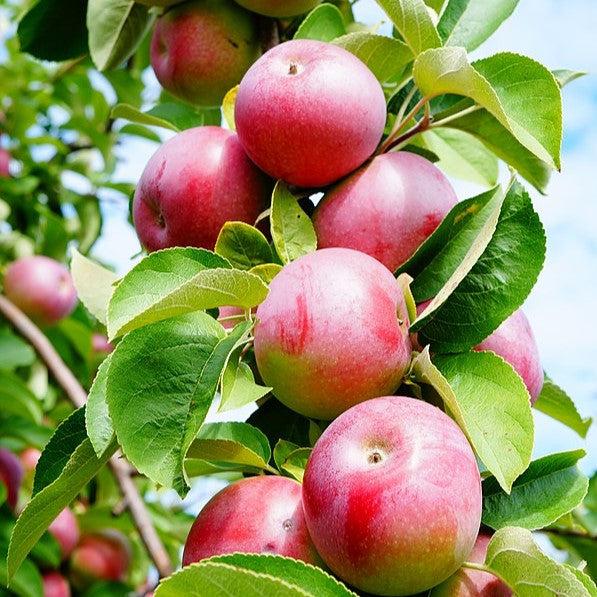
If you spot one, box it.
[235,40,386,188]
[314,151,458,271]
[0,448,23,511]
[151,0,260,107]
[20,447,41,473]
[233,0,320,17]
[70,531,130,586]
[133,126,271,252]
[0,148,11,177]
[254,248,411,420]
[42,571,71,597]
[48,507,80,560]
[432,532,512,596]
[3,256,77,326]
[92,333,113,354]
[183,476,320,565]
[475,309,543,404]
[302,395,482,596]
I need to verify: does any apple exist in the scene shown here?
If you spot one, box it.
[235,40,386,188]
[3,256,77,326]
[475,309,543,404]
[42,572,70,597]
[253,248,411,420]
[0,148,10,177]
[233,0,320,17]
[48,508,80,560]
[0,448,23,511]
[20,447,41,473]
[151,0,260,107]
[133,126,271,252]
[313,151,458,272]
[432,532,512,596]
[183,475,320,565]
[92,333,113,354]
[70,531,130,585]
[302,395,482,596]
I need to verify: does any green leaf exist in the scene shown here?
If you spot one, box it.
[483,450,589,530]
[107,248,268,339]
[111,102,207,132]
[438,0,519,51]
[87,0,153,71]
[33,407,87,496]
[412,349,533,492]
[249,263,283,285]
[0,483,6,508]
[279,448,311,482]
[215,222,273,270]
[187,422,274,472]
[414,49,562,169]
[29,531,61,570]
[415,182,546,351]
[273,439,300,471]
[247,400,311,450]
[155,555,356,597]
[294,4,346,42]
[399,185,504,302]
[333,32,412,83]
[86,355,115,457]
[0,546,43,597]
[418,128,498,186]
[534,378,592,438]
[106,314,250,494]
[271,182,317,264]
[375,0,441,55]
[17,0,88,62]
[209,554,356,597]
[0,372,43,424]
[553,69,586,88]
[485,527,595,596]
[222,85,238,131]
[219,357,271,413]
[0,330,35,370]
[0,418,52,450]
[71,249,119,325]
[438,107,552,192]
[8,438,116,579]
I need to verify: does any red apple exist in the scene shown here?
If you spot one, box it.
[20,447,41,473]
[0,448,23,511]
[3,256,77,326]
[254,248,411,420]
[48,507,80,560]
[151,0,260,107]
[42,571,70,597]
[92,333,113,354]
[70,531,130,585]
[0,148,10,177]
[133,126,271,252]
[314,151,458,271]
[233,0,320,17]
[183,476,320,565]
[475,309,543,404]
[432,532,512,596]
[235,39,386,188]
[302,395,482,596]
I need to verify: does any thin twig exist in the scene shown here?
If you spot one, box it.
[0,294,173,578]
[379,96,429,153]
[460,561,512,589]
[430,104,483,129]
[541,527,595,540]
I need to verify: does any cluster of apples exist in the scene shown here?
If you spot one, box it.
[0,448,130,597]
[132,17,544,595]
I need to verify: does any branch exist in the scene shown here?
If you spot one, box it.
[259,16,280,53]
[541,527,595,540]
[0,294,173,579]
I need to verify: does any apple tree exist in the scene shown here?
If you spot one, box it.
[1,0,595,595]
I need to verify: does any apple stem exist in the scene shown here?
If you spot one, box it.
[379,96,430,154]
[0,294,173,579]
[461,561,513,589]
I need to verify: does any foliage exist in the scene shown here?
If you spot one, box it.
[0,0,594,595]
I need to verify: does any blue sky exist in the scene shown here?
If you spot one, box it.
[91,0,596,476]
